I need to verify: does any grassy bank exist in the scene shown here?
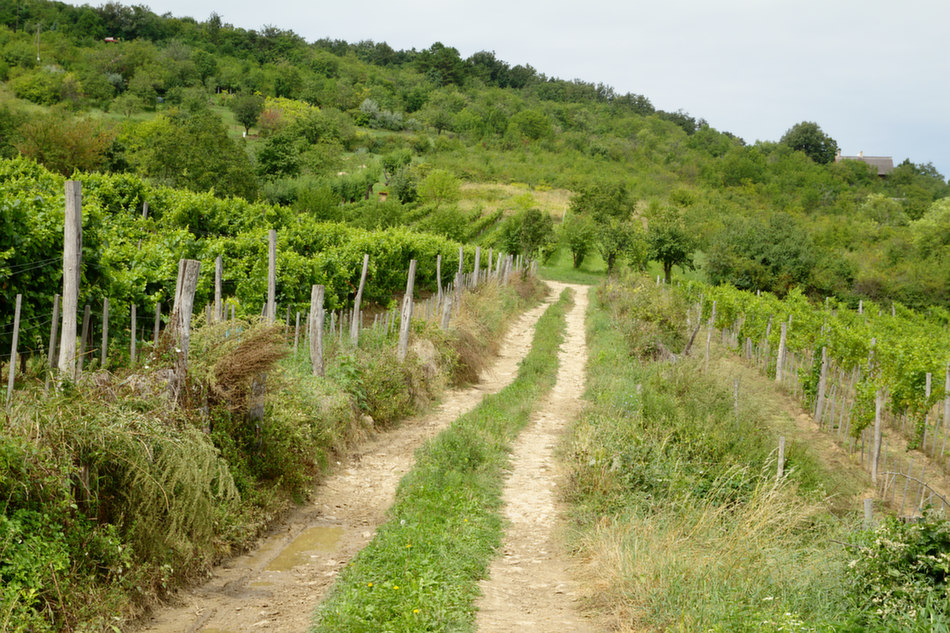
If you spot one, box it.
[313,288,572,632]
[0,278,541,632]
[564,275,888,631]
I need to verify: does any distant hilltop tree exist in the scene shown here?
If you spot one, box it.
[781,121,839,165]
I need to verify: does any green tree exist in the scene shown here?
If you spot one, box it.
[381,148,411,183]
[230,93,265,135]
[558,213,596,268]
[597,218,646,275]
[647,218,696,283]
[499,208,555,260]
[780,121,838,165]
[15,112,115,175]
[417,169,460,208]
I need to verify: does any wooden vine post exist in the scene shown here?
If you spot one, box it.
[100,298,109,367]
[871,390,883,483]
[309,285,325,376]
[350,253,369,345]
[59,181,82,381]
[775,321,788,384]
[266,229,277,324]
[130,304,137,364]
[398,260,417,361]
[214,255,223,322]
[814,347,828,420]
[170,259,200,404]
[44,294,60,392]
[6,294,22,406]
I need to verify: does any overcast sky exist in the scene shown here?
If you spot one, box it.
[71,0,950,177]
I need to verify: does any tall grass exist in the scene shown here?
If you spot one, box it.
[0,279,541,632]
[564,276,860,631]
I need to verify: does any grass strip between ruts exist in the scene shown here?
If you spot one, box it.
[312,287,573,633]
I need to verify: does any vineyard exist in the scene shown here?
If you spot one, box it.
[0,156,492,369]
[679,280,950,509]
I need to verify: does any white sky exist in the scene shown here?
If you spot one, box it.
[69,0,950,178]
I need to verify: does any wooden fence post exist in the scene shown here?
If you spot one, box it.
[777,436,786,479]
[440,295,452,330]
[79,305,91,372]
[398,259,417,361]
[309,285,325,377]
[100,298,109,368]
[59,181,82,380]
[267,229,277,324]
[872,390,883,483]
[130,304,137,365]
[815,346,828,421]
[6,294,22,406]
[170,259,200,403]
[44,294,60,392]
[351,253,369,345]
[436,254,443,305]
[293,311,301,358]
[214,255,223,322]
[153,303,161,346]
[775,321,788,384]
[863,498,874,528]
[473,246,481,288]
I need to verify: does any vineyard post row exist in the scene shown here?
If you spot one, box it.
[2,181,537,404]
[683,283,950,519]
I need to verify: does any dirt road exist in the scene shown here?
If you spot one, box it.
[135,292,556,633]
[475,283,596,633]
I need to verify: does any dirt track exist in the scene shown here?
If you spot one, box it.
[475,282,595,633]
[134,292,556,633]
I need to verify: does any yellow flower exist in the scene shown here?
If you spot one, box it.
[367,582,373,587]
[393,585,399,590]
[413,609,419,614]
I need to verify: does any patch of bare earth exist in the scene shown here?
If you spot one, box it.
[475,283,597,633]
[133,293,556,633]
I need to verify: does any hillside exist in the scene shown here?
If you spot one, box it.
[0,0,948,312]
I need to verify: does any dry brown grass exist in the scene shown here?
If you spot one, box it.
[207,324,288,414]
[459,182,573,219]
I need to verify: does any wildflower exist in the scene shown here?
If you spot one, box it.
[393,585,399,590]
[413,609,419,614]
[367,582,373,587]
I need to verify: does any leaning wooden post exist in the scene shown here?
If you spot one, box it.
[398,259,418,361]
[457,246,464,280]
[130,304,137,365]
[309,285,325,377]
[59,181,82,380]
[863,498,874,528]
[815,347,828,421]
[214,255,223,322]
[266,229,277,324]
[44,294,61,392]
[100,298,109,368]
[170,259,200,404]
[775,321,788,384]
[6,294,22,406]
[871,390,883,483]
[350,253,369,345]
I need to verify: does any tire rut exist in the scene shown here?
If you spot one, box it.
[475,282,596,633]
[134,292,556,633]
